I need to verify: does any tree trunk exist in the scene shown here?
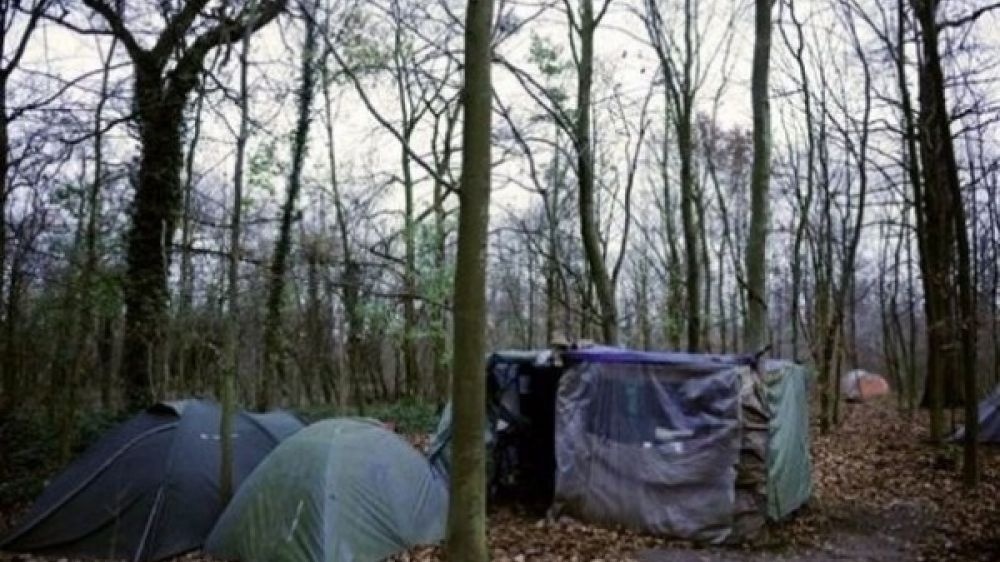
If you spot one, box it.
[220,15,255,502]
[661,119,684,348]
[445,0,492,558]
[260,7,317,409]
[744,0,774,352]
[84,0,287,410]
[577,0,617,345]
[122,69,186,408]
[677,116,700,351]
[781,0,816,362]
[176,83,205,396]
[910,0,962,444]
[0,94,10,409]
[911,0,978,483]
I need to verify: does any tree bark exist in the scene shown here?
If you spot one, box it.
[576,0,617,345]
[221,16,254,503]
[744,0,774,352]
[911,0,978,483]
[82,0,286,410]
[260,1,316,409]
[445,0,492,558]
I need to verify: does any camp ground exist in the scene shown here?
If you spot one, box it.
[2,347,811,561]
[4,0,1000,559]
[2,349,1000,561]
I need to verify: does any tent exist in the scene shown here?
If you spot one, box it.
[841,369,890,402]
[0,399,303,562]
[952,385,1000,443]
[429,347,813,544]
[205,418,448,562]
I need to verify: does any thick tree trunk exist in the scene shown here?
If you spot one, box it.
[445,0,492,558]
[744,0,774,352]
[910,0,962,444]
[87,0,287,410]
[122,70,186,409]
[911,0,978,483]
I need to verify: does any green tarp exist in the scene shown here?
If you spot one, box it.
[205,418,447,562]
[764,360,814,520]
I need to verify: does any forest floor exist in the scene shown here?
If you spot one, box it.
[1,398,998,562]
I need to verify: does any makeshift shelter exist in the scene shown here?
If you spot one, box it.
[841,369,890,402]
[428,347,813,544]
[951,385,1000,443]
[205,418,447,562]
[0,399,303,562]
[763,360,814,520]
[428,350,562,508]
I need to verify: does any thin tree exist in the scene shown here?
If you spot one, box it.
[0,0,49,410]
[220,6,255,503]
[445,0,492,557]
[260,0,318,409]
[744,0,774,351]
[574,0,618,344]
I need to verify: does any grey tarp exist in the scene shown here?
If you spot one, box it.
[205,418,447,562]
[428,350,561,505]
[951,385,1000,443]
[978,386,1000,442]
[763,360,813,520]
[552,348,758,544]
[0,399,303,562]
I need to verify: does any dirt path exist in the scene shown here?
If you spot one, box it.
[637,400,999,562]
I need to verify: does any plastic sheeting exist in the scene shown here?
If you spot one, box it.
[205,418,447,562]
[428,350,563,505]
[552,353,748,544]
[951,385,1000,443]
[763,360,814,520]
[0,399,303,562]
[733,367,770,541]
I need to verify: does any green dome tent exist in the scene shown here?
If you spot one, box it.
[205,418,447,562]
[0,399,303,562]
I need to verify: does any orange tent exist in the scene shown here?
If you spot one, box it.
[841,370,890,402]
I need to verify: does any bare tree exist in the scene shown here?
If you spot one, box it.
[260,0,318,409]
[220,6,255,503]
[0,0,49,410]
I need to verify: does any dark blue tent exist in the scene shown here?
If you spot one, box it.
[1,399,303,562]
